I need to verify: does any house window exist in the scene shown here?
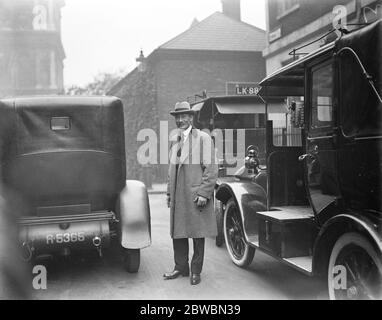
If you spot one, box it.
[277,0,299,19]
[17,52,35,89]
[0,51,6,87]
[0,5,12,30]
[36,51,50,88]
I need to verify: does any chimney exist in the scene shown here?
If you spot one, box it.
[190,18,199,28]
[221,0,241,21]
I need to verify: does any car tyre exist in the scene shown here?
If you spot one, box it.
[223,199,255,267]
[215,198,224,247]
[328,232,382,300]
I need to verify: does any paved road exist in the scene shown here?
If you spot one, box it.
[33,194,328,300]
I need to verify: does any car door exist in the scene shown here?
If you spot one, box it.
[305,59,341,221]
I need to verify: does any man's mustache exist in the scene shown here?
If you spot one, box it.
[176,121,188,127]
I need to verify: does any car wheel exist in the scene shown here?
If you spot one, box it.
[223,199,255,267]
[215,199,224,247]
[328,232,382,300]
[123,249,140,273]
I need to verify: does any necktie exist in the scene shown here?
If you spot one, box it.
[175,135,183,188]
[177,134,183,158]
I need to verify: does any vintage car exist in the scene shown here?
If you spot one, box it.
[191,95,294,246]
[215,20,382,299]
[0,96,151,273]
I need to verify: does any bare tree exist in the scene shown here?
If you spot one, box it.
[65,70,126,96]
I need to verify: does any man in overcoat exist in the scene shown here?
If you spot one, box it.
[164,101,218,285]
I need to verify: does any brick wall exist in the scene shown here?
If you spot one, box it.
[267,0,351,37]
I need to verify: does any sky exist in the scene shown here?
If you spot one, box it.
[61,0,266,87]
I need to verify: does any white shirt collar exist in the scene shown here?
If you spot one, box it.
[182,125,192,138]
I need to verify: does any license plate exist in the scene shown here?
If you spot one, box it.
[46,232,85,245]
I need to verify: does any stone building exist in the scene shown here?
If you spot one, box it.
[0,0,65,97]
[109,0,267,183]
[263,0,381,74]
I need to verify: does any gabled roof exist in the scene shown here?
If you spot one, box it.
[108,12,267,96]
[159,12,266,52]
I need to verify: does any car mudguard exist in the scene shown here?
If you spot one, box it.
[215,180,267,241]
[312,211,382,276]
[117,180,151,249]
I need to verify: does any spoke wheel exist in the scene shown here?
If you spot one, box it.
[328,232,382,300]
[223,199,255,267]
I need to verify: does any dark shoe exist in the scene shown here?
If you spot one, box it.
[163,269,189,280]
[190,273,201,285]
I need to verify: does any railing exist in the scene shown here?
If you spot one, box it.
[217,127,302,177]
[217,127,301,157]
[273,127,302,147]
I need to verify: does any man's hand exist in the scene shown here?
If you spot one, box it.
[194,196,208,208]
[166,195,171,208]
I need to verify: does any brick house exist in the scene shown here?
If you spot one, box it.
[109,0,267,184]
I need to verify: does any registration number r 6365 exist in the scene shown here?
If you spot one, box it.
[46,232,85,245]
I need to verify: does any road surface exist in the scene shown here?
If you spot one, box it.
[32,193,328,300]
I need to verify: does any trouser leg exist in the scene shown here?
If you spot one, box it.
[173,238,189,273]
[191,238,205,274]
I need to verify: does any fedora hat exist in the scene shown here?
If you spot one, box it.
[170,101,195,116]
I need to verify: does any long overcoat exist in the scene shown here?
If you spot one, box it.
[167,128,218,239]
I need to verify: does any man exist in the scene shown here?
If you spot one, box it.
[164,101,218,285]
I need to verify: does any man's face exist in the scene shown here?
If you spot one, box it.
[175,113,193,130]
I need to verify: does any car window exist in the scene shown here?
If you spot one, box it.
[311,63,333,129]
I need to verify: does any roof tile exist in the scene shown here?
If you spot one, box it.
[160,12,266,52]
